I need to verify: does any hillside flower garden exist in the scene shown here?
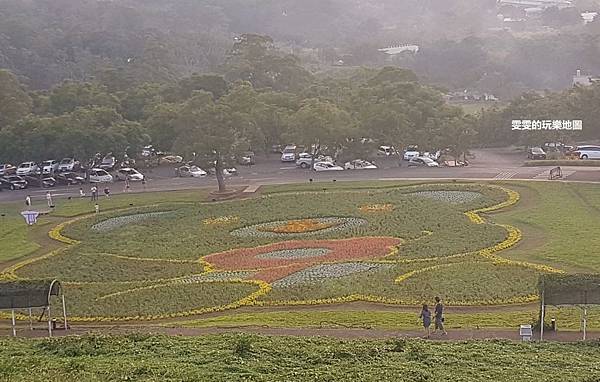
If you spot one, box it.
[0,183,564,321]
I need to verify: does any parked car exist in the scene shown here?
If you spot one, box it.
[99,154,117,170]
[237,151,255,165]
[41,160,60,174]
[575,145,600,160]
[176,165,207,178]
[0,175,28,190]
[403,146,420,161]
[527,147,547,160]
[16,162,39,176]
[422,151,441,160]
[313,161,344,172]
[0,164,16,176]
[208,167,238,176]
[116,168,145,181]
[344,159,378,170]
[281,145,297,162]
[141,145,155,157]
[407,157,440,167]
[88,168,113,183]
[161,155,183,164]
[377,146,396,156]
[55,172,85,185]
[23,175,56,188]
[58,158,80,172]
[296,153,333,169]
[271,145,283,154]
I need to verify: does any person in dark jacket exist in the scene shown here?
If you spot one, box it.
[433,296,447,335]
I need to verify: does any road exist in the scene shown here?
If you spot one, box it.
[1,148,599,203]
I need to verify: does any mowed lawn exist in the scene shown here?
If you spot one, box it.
[494,182,600,273]
[0,189,207,264]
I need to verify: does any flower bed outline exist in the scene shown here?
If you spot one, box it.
[0,183,566,322]
[230,217,368,238]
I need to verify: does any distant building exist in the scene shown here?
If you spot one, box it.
[573,69,600,86]
[581,11,598,24]
[378,45,420,56]
[447,90,499,102]
[498,0,572,8]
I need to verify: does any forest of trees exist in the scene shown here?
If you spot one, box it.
[2,0,600,95]
[1,0,599,176]
[0,35,478,169]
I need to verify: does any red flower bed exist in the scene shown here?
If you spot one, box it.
[204,237,402,282]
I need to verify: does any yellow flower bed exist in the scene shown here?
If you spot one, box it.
[203,216,240,225]
[359,204,395,213]
[259,219,338,234]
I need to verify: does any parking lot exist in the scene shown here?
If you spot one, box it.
[1,148,599,204]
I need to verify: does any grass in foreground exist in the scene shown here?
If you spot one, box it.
[0,334,599,381]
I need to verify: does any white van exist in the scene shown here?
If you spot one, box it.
[576,145,600,159]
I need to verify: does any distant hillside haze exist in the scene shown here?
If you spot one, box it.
[0,0,599,95]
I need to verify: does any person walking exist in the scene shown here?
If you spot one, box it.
[124,175,131,192]
[90,185,98,202]
[45,191,54,208]
[104,186,111,198]
[432,296,447,335]
[79,187,86,198]
[419,304,432,339]
[25,195,32,207]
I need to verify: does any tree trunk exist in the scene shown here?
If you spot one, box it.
[215,155,226,192]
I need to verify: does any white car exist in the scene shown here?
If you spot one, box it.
[41,160,59,174]
[116,168,145,181]
[161,155,183,164]
[313,161,344,172]
[296,153,333,169]
[576,145,600,160]
[403,147,420,161]
[177,165,207,178]
[422,151,441,160]
[407,157,440,167]
[88,168,113,183]
[281,145,297,162]
[377,146,395,156]
[344,159,378,170]
[16,162,39,176]
[58,158,80,172]
[0,164,16,176]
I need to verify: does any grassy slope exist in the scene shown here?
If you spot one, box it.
[494,182,600,273]
[0,202,42,262]
[0,190,206,265]
[0,334,599,381]
[180,307,599,331]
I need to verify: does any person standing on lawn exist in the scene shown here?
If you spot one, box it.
[433,296,447,335]
[419,304,432,338]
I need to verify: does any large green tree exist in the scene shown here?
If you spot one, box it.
[0,69,32,129]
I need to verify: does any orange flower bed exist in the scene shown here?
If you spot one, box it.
[258,219,338,234]
[203,237,402,282]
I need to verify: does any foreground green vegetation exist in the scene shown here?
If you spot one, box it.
[1,334,599,381]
